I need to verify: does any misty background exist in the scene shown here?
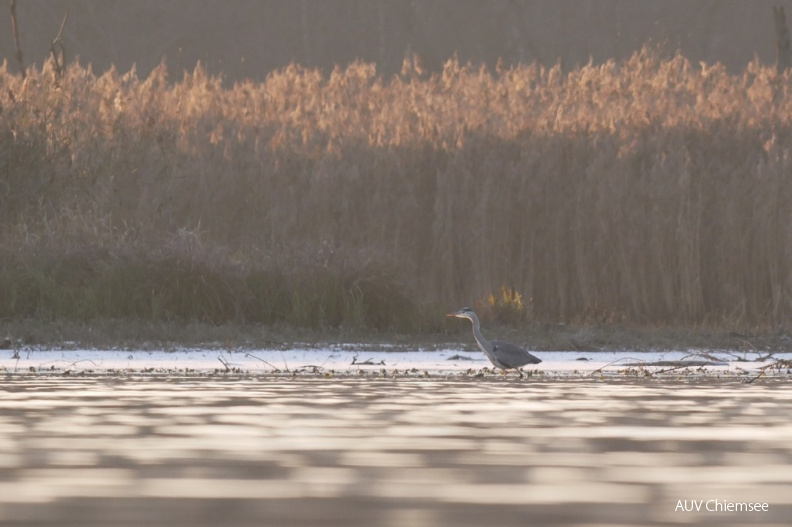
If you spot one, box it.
[2,0,792,80]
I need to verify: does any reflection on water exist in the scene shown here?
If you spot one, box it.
[0,376,790,526]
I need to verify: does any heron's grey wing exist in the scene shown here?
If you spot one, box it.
[491,341,542,367]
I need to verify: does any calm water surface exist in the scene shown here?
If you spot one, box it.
[0,375,790,526]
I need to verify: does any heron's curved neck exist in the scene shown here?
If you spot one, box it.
[467,313,490,352]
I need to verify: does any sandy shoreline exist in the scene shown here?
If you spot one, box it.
[3,348,790,380]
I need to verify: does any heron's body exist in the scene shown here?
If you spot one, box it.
[447,307,541,370]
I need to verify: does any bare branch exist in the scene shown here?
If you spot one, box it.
[774,6,791,73]
[50,9,69,78]
[9,0,25,78]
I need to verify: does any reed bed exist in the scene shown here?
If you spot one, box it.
[2,46,792,331]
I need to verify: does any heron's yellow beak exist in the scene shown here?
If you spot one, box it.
[446,312,459,317]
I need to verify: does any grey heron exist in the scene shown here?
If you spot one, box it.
[447,307,541,371]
